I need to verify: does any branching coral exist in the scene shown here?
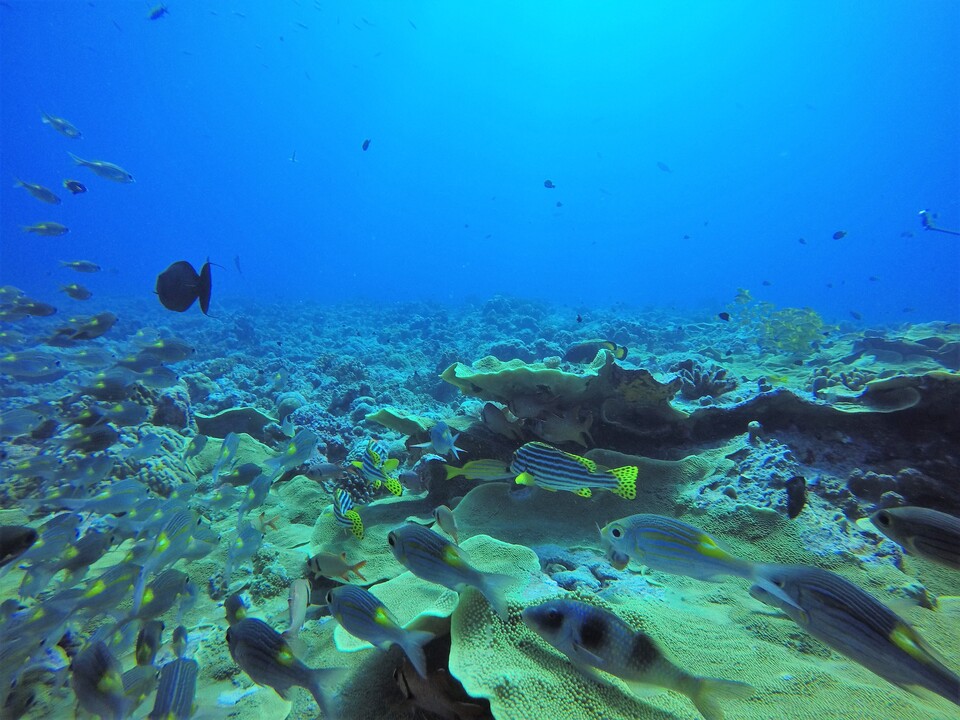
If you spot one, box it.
[672,359,737,400]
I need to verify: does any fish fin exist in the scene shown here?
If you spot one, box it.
[515,472,534,486]
[682,676,754,720]
[478,572,514,620]
[351,560,367,581]
[609,466,638,500]
[570,454,597,472]
[67,151,84,165]
[411,441,431,449]
[400,629,435,678]
[351,460,363,468]
[383,458,399,472]
[751,575,809,623]
[307,667,348,720]
[385,478,403,496]
[575,487,593,498]
[889,621,952,669]
[444,464,464,481]
[571,641,605,667]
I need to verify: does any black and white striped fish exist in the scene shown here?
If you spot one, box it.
[510,442,637,499]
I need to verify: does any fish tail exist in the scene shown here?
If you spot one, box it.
[400,629,435,678]
[67,151,83,165]
[479,572,515,620]
[610,466,638,500]
[308,666,348,720]
[444,464,465,480]
[684,676,754,720]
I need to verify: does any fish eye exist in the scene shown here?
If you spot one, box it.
[325,591,333,604]
[875,511,890,527]
[611,526,623,539]
[773,578,785,588]
[544,608,563,628]
[387,533,396,547]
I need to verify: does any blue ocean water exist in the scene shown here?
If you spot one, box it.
[3,5,960,720]
[2,1,957,321]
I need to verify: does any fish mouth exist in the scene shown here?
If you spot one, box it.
[606,548,629,570]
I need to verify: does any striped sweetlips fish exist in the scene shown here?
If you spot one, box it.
[334,489,364,541]
[352,441,403,496]
[510,441,638,499]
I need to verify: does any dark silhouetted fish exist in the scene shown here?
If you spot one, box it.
[785,475,806,519]
[657,161,672,172]
[155,260,212,314]
[362,138,371,151]
[0,526,38,568]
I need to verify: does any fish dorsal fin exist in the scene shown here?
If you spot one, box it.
[569,453,597,472]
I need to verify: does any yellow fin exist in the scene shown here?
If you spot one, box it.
[515,472,534,486]
[575,487,593,498]
[383,458,399,472]
[442,544,465,568]
[610,466,638,500]
[569,453,597,472]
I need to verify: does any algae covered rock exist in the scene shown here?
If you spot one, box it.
[440,352,685,441]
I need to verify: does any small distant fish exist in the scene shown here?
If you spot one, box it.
[563,339,627,363]
[68,152,134,183]
[750,564,960,706]
[412,421,464,460]
[784,476,806,519]
[182,434,207,462]
[543,179,555,189]
[599,514,754,580]
[556,201,563,207]
[682,234,691,240]
[387,523,513,619]
[900,230,914,238]
[60,260,101,273]
[408,19,417,29]
[443,458,514,483]
[869,506,960,570]
[14,179,61,204]
[761,280,772,286]
[234,255,242,274]
[718,312,730,321]
[656,161,672,172]
[849,310,862,320]
[148,3,168,20]
[307,551,367,581]
[798,237,806,244]
[264,428,319,478]
[41,111,82,139]
[522,599,752,720]
[326,584,435,678]
[361,138,371,151]
[226,617,346,718]
[480,404,523,442]
[334,489,364,540]
[22,221,68,236]
[60,283,92,300]
[832,230,847,239]
[155,259,212,314]
[432,505,459,543]
[289,150,297,163]
[66,311,118,341]
[868,276,880,282]
[576,313,582,323]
